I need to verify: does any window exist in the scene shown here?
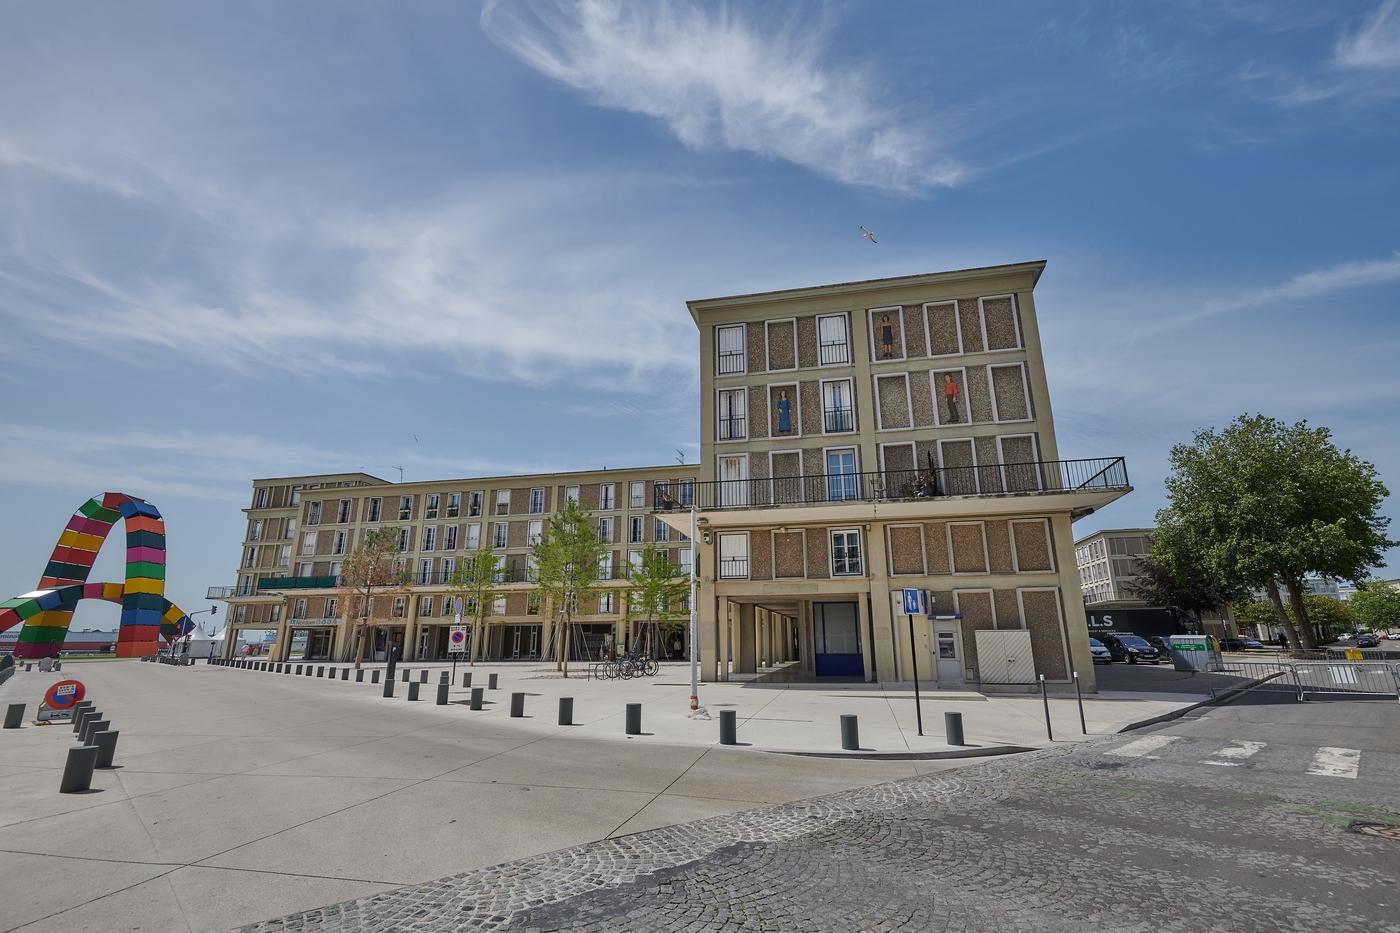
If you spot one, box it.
[419,595,435,616]
[235,605,248,624]
[629,481,646,509]
[243,547,256,568]
[565,485,580,505]
[329,561,342,578]
[442,595,454,617]
[598,552,614,578]
[466,523,481,549]
[628,549,644,573]
[496,489,511,515]
[296,562,312,577]
[293,598,307,620]
[278,545,290,567]
[399,496,413,521]
[444,525,458,550]
[817,313,850,365]
[679,480,694,507]
[254,487,269,509]
[419,559,433,585]
[468,491,483,517]
[336,499,352,524]
[599,516,614,543]
[324,597,337,620]
[397,527,410,552]
[423,526,437,551]
[286,518,296,540]
[367,497,382,522]
[599,483,615,510]
[250,520,263,541]
[716,324,745,375]
[333,531,348,555]
[426,495,439,519]
[528,519,543,546]
[718,534,749,579]
[825,448,859,501]
[446,493,460,518]
[654,519,669,542]
[307,501,322,525]
[717,387,747,440]
[289,487,301,507]
[269,605,281,624]
[492,522,508,548]
[441,557,455,581]
[530,487,545,514]
[492,596,508,615]
[301,531,317,556]
[822,379,854,432]
[679,547,693,575]
[629,515,645,543]
[392,596,407,618]
[599,592,615,613]
[831,529,863,575]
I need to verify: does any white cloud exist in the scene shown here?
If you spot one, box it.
[1337,0,1400,69]
[480,0,962,192]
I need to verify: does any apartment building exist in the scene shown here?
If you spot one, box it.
[670,261,1130,690]
[212,261,1131,687]
[1074,528,1154,605]
[211,465,697,663]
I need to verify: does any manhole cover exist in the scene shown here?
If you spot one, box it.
[1349,822,1400,840]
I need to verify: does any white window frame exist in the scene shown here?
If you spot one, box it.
[289,487,301,507]
[444,525,458,550]
[397,527,410,552]
[678,546,693,575]
[367,497,382,522]
[325,597,338,620]
[629,515,645,544]
[816,312,851,366]
[946,521,992,576]
[300,531,317,556]
[529,487,545,514]
[527,519,543,546]
[423,526,437,551]
[654,518,669,542]
[764,317,797,371]
[598,592,616,614]
[426,494,440,520]
[468,491,483,517]
[565,485,580,505]
[822,445,860,502]
[1010,518,1055,573]
[492,522,508,549]
[278,545,290,567]
[598,516,614,544]
[931,367,972,427]
[420,595,435,616]
[715,324,746,376]
[333,499,349,524]
[598,551,614,578]
[250,519,263,541]
[873,372,914,432]
[254,487,269,509]
[629,481,646,509]
[767,381,801,438]
[819,377,855,434]
[978,293,1024,353]
[885,524,927,576]
[243,547,256,568]
[446,493,460,518]
[997,433,1043,493]
[830,528,864,576]
[716,454,750,508]
[295,563,312,578]
[716,386,748,442]
[418,558,433,585]
[333,530,348,555]
[987,362,1033,424]
[867,306,906,362]
[307,501,322,525]
[496,489,511,515]
[399,496,413,521]
[599,483,615,510]
[466,523,481,549]
[717,532,750,580]
[627,549,644,573]
[492,595,508,615]
[285,517,297,540]
[921,300,963,357]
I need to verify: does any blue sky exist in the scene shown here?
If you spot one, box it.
[2,0,1399,623]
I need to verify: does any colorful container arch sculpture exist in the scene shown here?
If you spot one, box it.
[0,493,193,659]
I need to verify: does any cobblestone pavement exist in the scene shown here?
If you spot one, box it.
[241,702,1400,932]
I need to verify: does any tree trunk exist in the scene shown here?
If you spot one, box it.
[562,609,572,678]
[1265,578,1307,650]
[354,624,367,669]
[1283,578,1316,649]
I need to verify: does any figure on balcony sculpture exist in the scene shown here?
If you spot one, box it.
[943,374,961,423]
[776,389,792,434]
[879,313,896,358]
[0,493,194,659]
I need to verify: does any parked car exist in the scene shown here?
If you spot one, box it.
[1105,633,1161,664]
[1387,632,1400,641]
[1089,638,1113,664]
[1355,633,1381,648]
[1146,635,1175,659]
[1219,637,1252,652]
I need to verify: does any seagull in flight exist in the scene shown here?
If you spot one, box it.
[859,225,878,244]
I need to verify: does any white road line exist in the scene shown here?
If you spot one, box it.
[1201,740,1266,766]
[1106,735,1180,759]
[1307,746,1361,779]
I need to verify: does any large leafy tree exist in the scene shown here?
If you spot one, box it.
[1347,581,1400,634]
[624,542,689,659]
[337,527,408,669]
[1234,596,1355,644]
[531,500,606,677]
[1154,415,1393,649]
[446,547,503,665]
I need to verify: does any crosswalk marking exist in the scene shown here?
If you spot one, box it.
[1201,740,1265,766]
[1107,735,1179,759]
[1307,746,1360,779]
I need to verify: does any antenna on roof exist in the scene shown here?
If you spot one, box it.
[675,449,686,465]
[393,466,404,483]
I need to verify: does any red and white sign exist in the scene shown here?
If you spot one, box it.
[44,679,86,709]
[448,626,468,654]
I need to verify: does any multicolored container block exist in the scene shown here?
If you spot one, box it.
[0,493,193,659]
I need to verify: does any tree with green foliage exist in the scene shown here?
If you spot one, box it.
[1349,581,1400,634]
[1231,601,1280,637]
[337,527,408,669]
[1233,596,1355,644]
[623,542,689,659]
[531,500,606,677]
[1153,414,1393,649]
[1125,554,1242,625]
[446,546,503,665]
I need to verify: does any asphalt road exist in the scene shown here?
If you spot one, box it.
[247,694,1400,932]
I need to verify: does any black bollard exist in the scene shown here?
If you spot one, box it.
[304,666,313,677]
[355,670,365,683]
[488,673,499,690]
[419,670,428,684]
[840,714,860,751]
[462,672,472,688]
[470,687,484,710]
[82,718,110,745]
[4,703,24,729]
[383,675,396,698]
[60,745,100,793]
[408,681,421,701]
[440,671,450,685]
[371,670,381,684]
[402,668,411,683]
[558,697,574,725]
[944,711,965,746]
[295,665,303,675]
[92,729,120,768]
[625,703,641,736]
[510,692,525,717]
[719,709,737,745]
[327,667,336,679]
[341,668,350,681]
[25,663,32,671]
[436,683,449,705]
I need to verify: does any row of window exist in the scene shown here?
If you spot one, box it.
[716,529,863,579]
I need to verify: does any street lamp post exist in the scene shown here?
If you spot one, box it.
[688,504,702,714]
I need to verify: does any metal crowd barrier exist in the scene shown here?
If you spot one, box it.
[1211,659,1400,703]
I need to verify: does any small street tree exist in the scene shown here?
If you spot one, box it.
[1125,554,1242,627]
[1154,414,1394,649]
[531,500,606,677]
[446,546,503,665]
[623,542,689,659]
[1349,580,1400,634]
[337,526,408,669]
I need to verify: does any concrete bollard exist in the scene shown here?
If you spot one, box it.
[4,703,24,729]
[408,681,421,702]
[510,692,525,717]
[625,703,642,736]
[371,670,380,684]
[304,666,313,677]
[92,729,120,768]
[355,670,365,683]
[488,673,499,690]
[944,711,965,746]
[719,709,737,745]
[558,697,574,726]
[82,718,110,745]
[383,676,396,698]
[327,667,336,679]
[54,660,62,671]
[462,672,472,688]
[70,702,94,732]
[419,670,428,684]
[436,683,449,705]
[60,745,100,793]
[341,668,350,681]
[295,665,303,675]
[73,707,96,735]
[470,687,484,710]
[440,671,450,685]
[25,663,32,671]
[840,714,860,751]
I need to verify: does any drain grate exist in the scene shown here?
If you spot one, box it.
[1349,821,1400,840]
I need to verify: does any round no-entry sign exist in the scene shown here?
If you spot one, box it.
[44,679,86,709]
[449,629,467,646]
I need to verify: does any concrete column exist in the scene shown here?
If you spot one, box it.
[798,601,815,676]
[699,581,718,683]
[866,524,896,684]
[756,610,767,668]
[735,603,757,674]
[717,596,732,682]
[403,598,421,661]
[858,595,875,682]
[1050,512,1096,691]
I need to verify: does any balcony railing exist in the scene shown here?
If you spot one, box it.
[819,339,850,365]
[257,575,339,591]
[823,408,854,432]
[653,457,1129,512]
[717,416,747,441]
[207,586,238,599]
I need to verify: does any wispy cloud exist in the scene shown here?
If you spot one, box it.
[1337,0,1400,69]
[480,0,962,192]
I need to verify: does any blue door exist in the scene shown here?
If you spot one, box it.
[814,602,863,677]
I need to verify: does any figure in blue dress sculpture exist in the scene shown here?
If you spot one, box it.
[776,389,792,434]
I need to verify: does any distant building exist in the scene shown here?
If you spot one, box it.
[1073,528,1154,605]
[0,628,118,655]
[1251,575,1341,603]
